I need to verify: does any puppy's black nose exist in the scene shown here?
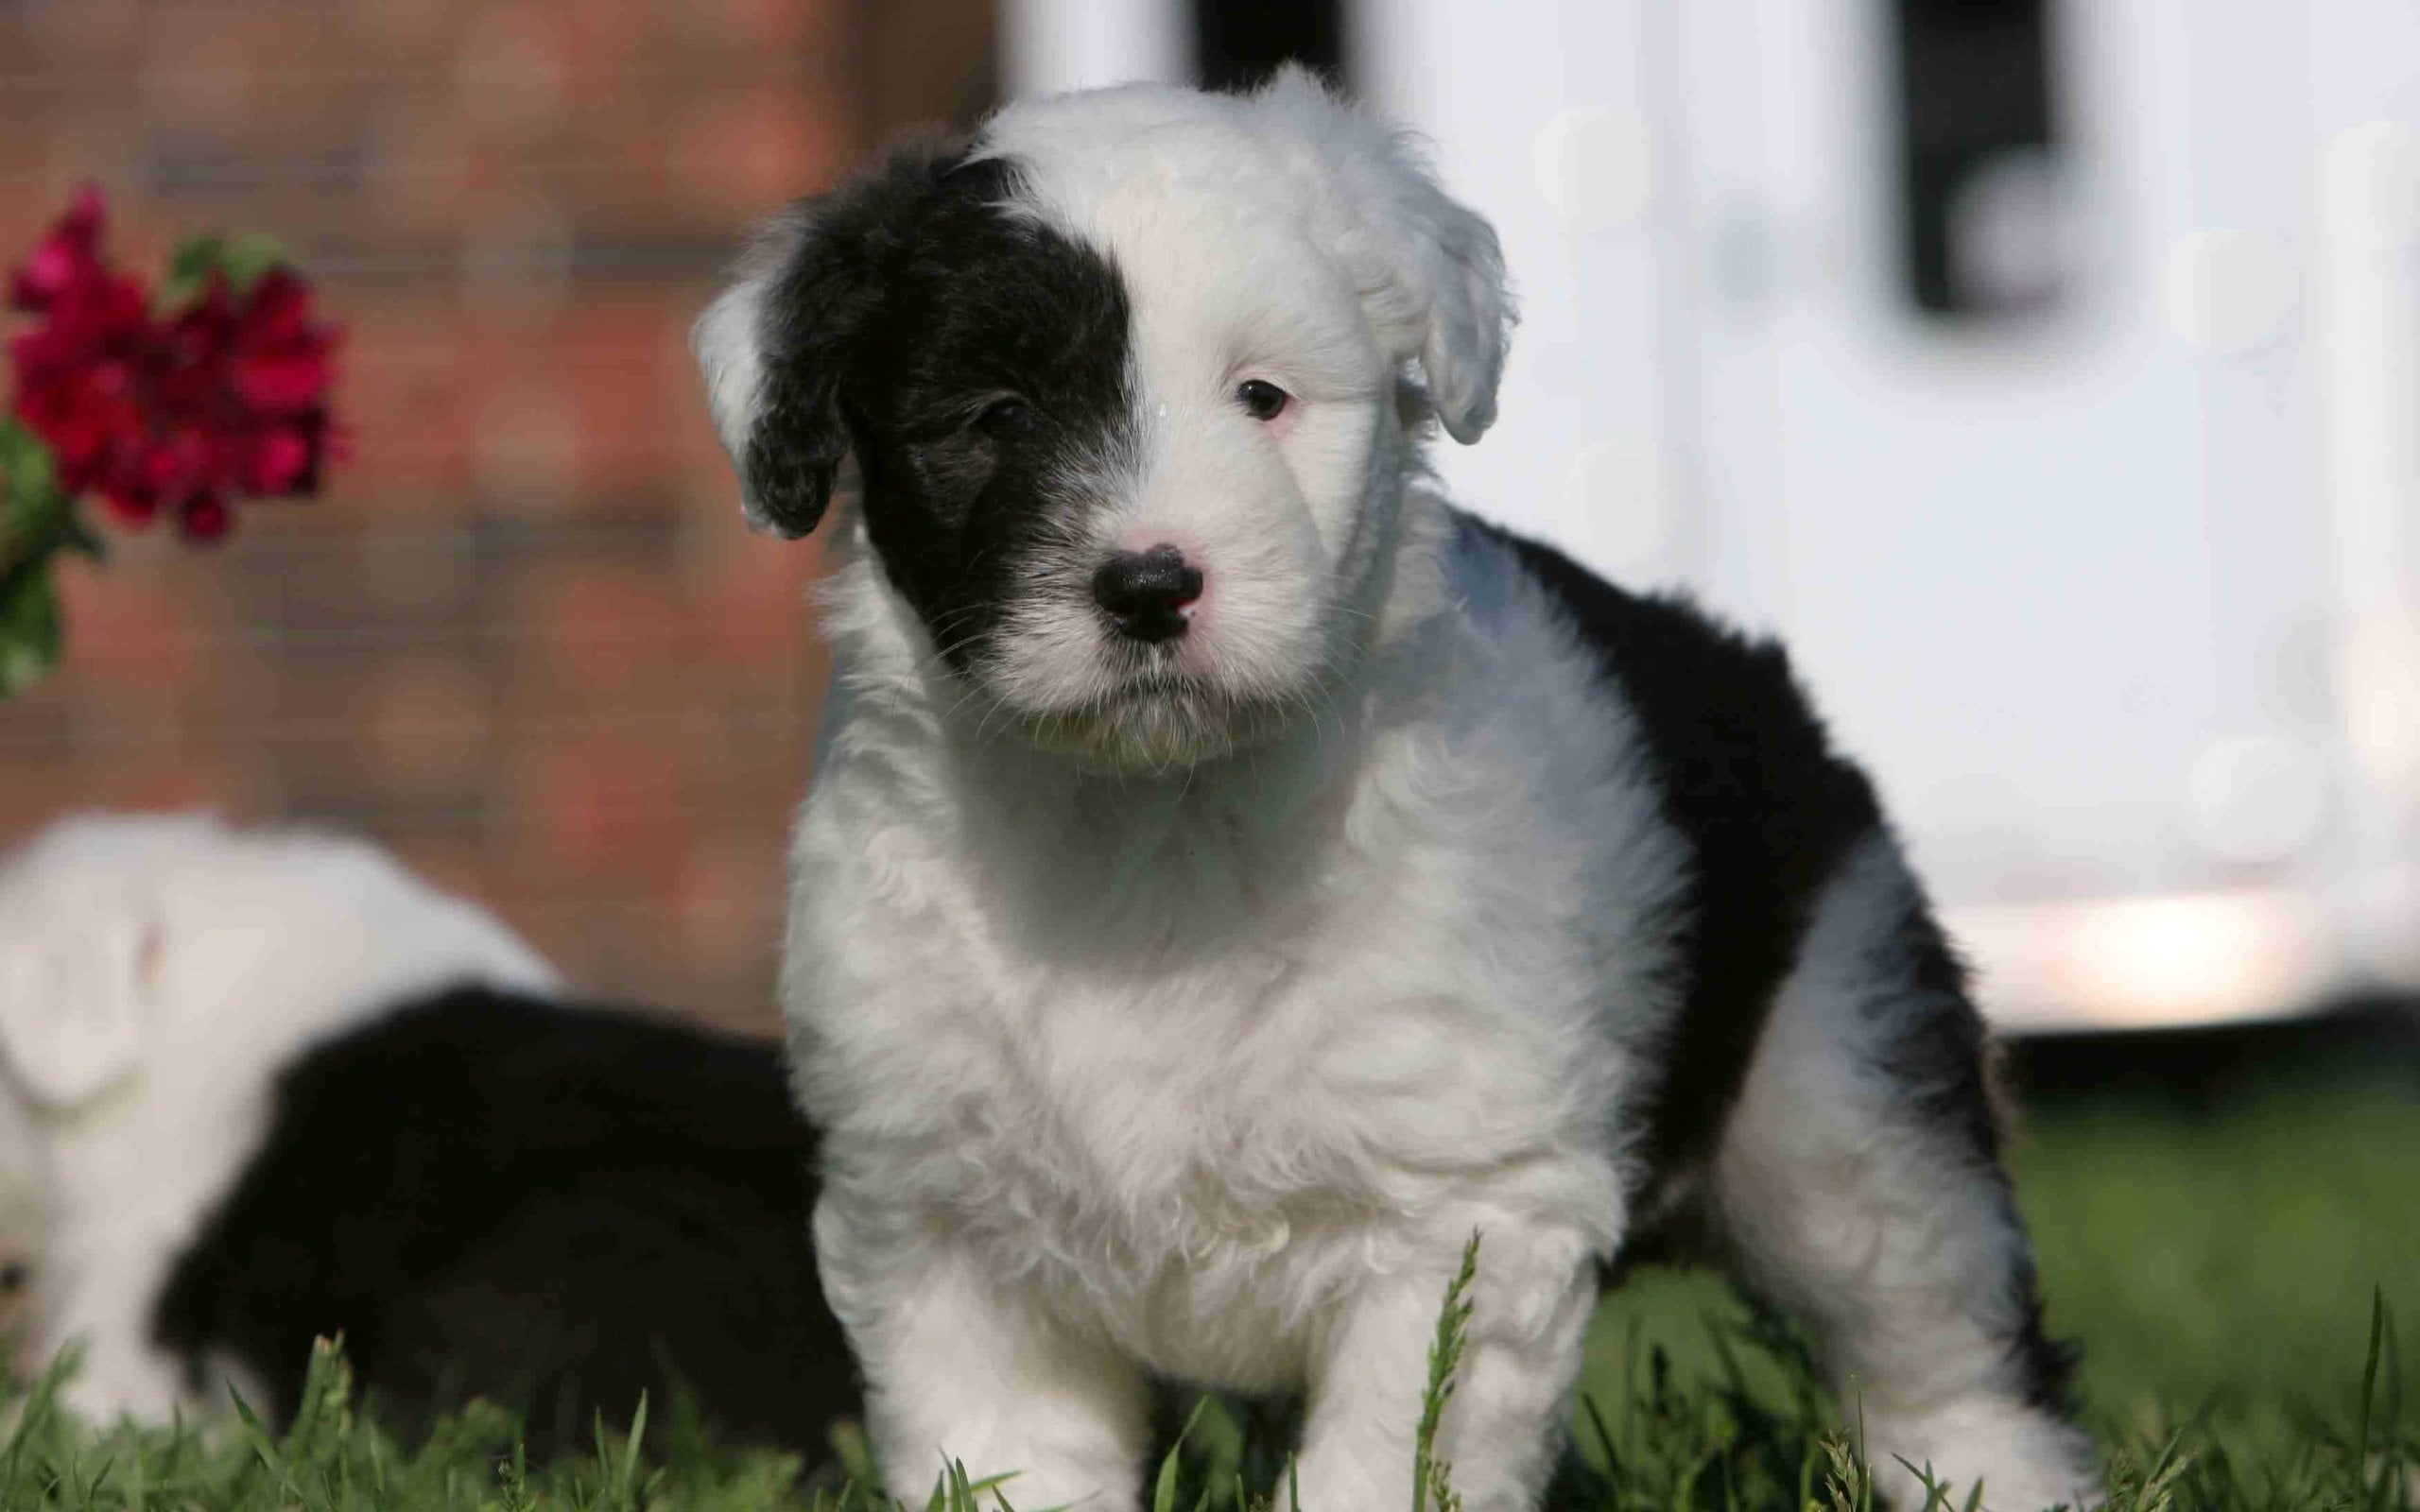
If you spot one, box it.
[1092,544,1202,643]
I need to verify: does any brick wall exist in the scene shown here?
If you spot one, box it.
[0,0,994,1032]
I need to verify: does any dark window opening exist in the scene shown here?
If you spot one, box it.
[1192,0,1347,94]
[1891,0,2068,319]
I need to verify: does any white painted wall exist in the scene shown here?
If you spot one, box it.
[1001,0,1184,98]
[1362,0,2420,1022]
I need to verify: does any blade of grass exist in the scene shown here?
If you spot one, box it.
[1157,1397,1212,1512]
[1413,1233,1482,1512]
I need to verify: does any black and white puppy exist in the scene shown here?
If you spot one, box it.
[0,813,855,1457]
[153,982,856,1457]
[694,71,2097,1512]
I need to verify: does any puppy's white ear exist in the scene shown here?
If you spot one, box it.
[0,909,156,1110]
[693,217,823,539]
[1256,66,1514,444]
[1407,197,1512,444]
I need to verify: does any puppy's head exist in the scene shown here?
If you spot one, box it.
[694,70,1511,770]
[0,812,189,1359]
[0,814,196,1115]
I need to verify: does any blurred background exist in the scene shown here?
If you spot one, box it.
[1013,0,2420,1042]
[6,0,2418,1037]
[0,0,2412,1428]
[0,0,999,1029]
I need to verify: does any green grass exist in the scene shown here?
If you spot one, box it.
[2019,1078,2419,1418]
[1581,1071,2419,1460]
[5,1075,2412,1510]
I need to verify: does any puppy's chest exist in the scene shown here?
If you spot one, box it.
[896,905,1463,1180]
[800,734,1651,1363]
[833,844,1597,1223]
[908,937,1515,1380]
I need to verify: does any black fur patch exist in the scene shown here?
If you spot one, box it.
[151,985,856,1457]
[749,143,1136,673]
[1470,512,2079,1411]
[1874,909,2080,1414]
[1459,514,1885,1186]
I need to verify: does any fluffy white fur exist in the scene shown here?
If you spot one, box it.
[696,202,805,535]
[1715,839,2094,1511]
[704,73,2098,1512]
[0,811,558,1424]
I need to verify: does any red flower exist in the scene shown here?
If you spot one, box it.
[7,184,108,313]
[4,186,342,543]
[7,189,155,505]
[177,492,230,542]
[230,269,338,415]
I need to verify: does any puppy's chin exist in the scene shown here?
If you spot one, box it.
[981,676,1297,776]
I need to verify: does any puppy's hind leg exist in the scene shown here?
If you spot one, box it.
[1707,839,2098,1512]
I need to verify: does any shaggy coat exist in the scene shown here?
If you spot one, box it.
[0,813,558,1424]
[153,982,855,1457]
[0,814,856,1455]
[695,71,2099,1512]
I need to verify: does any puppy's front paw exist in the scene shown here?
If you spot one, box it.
[54,1346,201,1429]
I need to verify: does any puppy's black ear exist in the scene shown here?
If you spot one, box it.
[693,144,960,538]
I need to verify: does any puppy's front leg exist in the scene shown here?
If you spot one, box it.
[820,1213,1150,1512]
[1295,1228,1599,1512]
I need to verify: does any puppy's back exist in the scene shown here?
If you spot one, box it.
[151,984,856,1458]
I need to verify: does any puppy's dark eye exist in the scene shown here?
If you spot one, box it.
[975,397,1036,438]
[0,1262,26,1294]
[1236,379,1289,421]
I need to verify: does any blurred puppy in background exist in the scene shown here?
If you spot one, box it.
[0,812,856,1456]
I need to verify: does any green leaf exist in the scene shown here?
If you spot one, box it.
[0,418,50,492]
[0,561,62,697]
[163,231,293,309]
[161,234,229,308]
[1154,1398,1212,1512]
[0,419,60,541]
[167,233,228,286]
[221,232,291,293]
